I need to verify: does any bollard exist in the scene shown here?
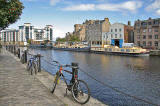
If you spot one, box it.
[37,54,41,72]
[70,63,78,84]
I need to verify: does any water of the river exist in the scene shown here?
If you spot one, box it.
[30,49,160,106]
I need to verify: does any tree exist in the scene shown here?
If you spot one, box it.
[27,39,32,44]
[56,37,66,42]
[0,0,24,30]
[69,35,80,42]
[44,40,49,44]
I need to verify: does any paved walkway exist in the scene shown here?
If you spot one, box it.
[0,49,65,106]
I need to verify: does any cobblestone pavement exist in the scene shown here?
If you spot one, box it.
[0,49,65,106]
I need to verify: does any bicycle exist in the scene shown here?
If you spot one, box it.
[26,53,39,75]
[51,60,90,104]
[20,51,25,64]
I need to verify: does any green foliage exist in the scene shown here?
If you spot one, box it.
[56,37,66,42]
[27,39,32,44]
[0,0,24,30]
[56,35,80,42]
[69,35,80,42]
[44,40,49,44]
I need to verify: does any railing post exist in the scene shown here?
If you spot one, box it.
[37,54,41,72]
[18,48,20,59]
[24,50,27,63]
[71,62,78,84]
[14,46,16,55]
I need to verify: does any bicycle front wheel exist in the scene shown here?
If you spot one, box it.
[51,72,60,93]
[33,62,38,75]
[71,80,90,104]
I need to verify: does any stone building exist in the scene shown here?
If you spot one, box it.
[73,24,85,41]
[134,18,160,49]
[85,18,111,46]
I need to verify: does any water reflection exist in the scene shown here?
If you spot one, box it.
[30,49,160,106]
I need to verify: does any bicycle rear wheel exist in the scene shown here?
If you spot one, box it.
[71,80,90,104]
[26,61,31,71]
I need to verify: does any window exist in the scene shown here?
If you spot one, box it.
[143,35,146,39]
[143,29,146,32]
[119,29,121,32]
[155,41,158,46]
[141,22,147,26]
[154,29,158,32]
[115,29,117,32]
[143,41,146,46]
[137,30,140,33]
[148,41,152,46]
[137,41,140,46]
[155,35,158,39]
[154,20,159,25]
[148,35,152,39]
[115,34,117,38]
[148,28,152,32]
[111,29,113,32]
[111,34,113,38]
[137,35,140,39]
[120,34,122,38]
[148,22,152,25]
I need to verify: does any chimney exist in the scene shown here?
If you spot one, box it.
[104,18,109,22]
[128,21,131,26]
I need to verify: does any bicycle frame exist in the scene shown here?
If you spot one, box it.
[56,66,76,89]
[28,56,38,70]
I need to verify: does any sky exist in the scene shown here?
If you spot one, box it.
[8,0,160,40]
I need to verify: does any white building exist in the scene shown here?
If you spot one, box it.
[103,23,125,48]
[0,23,53,45]
[0,29,19,45]
[19,23,34,43]
[44,25,53,41]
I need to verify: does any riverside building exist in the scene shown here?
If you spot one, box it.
[0,29,19,45]
[134,18,160,49]
[0,23,53,45]
[85,18,111,47]
[103,21,134,48]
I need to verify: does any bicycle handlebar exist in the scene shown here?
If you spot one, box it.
[52,60,78,69]
[28,53,44,57]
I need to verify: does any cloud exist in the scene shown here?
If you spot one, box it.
[50,0,61,6]
[53,27,66,40]
[156,9,160,15]
[146,0,160,15]
[63,4,95,11]
[63,1,142,12]
[146,0,160,11]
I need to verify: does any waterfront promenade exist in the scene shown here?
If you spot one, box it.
[0,49,65,106]
[0,48,107,106]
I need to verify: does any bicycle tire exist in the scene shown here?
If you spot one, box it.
[26,61,31,71]
[71,80,90,104]
[20,56,24,64]
[33,62,38,75]
[30,64,34,75]
[51,73,59,93]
